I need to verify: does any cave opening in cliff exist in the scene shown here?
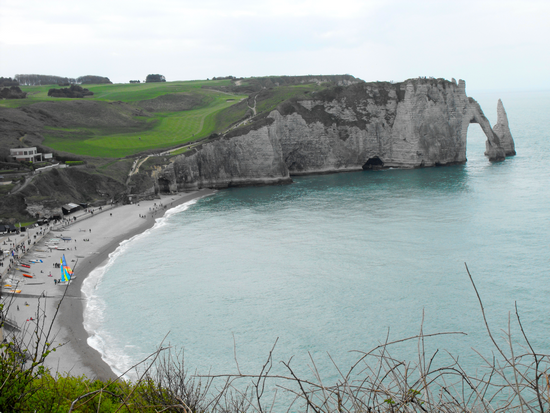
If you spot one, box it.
[157,178,172,194]
[362,157,384,170]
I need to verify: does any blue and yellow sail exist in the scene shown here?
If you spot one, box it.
[61,255,73,282]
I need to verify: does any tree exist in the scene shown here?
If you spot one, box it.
[145,74,166,83]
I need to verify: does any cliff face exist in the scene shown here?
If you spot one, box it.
[162,78,515,191]
[158,124,291,191]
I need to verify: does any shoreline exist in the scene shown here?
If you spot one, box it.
[1,189,215,380]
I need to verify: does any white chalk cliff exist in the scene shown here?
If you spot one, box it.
[158,78,515,191]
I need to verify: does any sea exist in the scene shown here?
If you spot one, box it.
[82,89,549,398]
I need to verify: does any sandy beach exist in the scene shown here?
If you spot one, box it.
[1,188,215,381]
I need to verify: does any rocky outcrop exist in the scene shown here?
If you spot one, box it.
[163,78,515,191]
[493,99,516,156]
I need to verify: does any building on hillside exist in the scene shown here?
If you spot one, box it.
[10,147,42,162]
[10,147,53,162]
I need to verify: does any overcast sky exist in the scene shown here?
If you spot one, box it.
[1,0,548,91]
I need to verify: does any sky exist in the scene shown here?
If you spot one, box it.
[0,0,548,91]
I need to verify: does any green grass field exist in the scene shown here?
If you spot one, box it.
[1,79,329,158]
[42,90,247,158]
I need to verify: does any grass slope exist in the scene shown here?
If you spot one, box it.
[4,80,246,158]
[42,92,245,158]
[0,78,335,159]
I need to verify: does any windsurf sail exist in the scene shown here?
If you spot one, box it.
[60,255,73,282]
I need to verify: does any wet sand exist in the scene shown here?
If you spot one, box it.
[1,189,214,380]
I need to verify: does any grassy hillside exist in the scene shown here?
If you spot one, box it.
[0,76,353,160]
[41,92,246,158]
[0,80,246,158]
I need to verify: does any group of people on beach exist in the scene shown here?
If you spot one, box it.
[0,224,54,291]
[1,238,29,273]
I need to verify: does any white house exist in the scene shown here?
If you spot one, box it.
[10,147,42,162]
[10,147,53,162]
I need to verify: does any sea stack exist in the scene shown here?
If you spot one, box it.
[493,99,516,156]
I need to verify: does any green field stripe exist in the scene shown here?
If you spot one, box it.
[31,83,248,157]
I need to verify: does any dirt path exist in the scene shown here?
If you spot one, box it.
[126,156,150,183]
[225,94,258,133]
[248,94,257,116]
[10,174,36,194]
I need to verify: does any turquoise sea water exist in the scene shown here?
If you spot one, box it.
[83,90,550,389]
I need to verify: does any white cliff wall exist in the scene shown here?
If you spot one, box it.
[164,78,514,190]
[159,123,291,191]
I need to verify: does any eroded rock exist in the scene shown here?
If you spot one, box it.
[493,99,516,156]
[163,78,515,191]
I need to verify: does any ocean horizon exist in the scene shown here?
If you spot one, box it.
[82,89,550,387]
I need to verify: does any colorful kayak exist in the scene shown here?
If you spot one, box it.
[23,274,33,278]
[21,264,31,268]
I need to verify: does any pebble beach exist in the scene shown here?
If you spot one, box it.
[0,189,214,380]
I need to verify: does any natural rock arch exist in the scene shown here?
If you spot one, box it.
[160,78,516,191]
[462,98,505,161]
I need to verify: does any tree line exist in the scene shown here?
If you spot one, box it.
[15,74,111,86]
[0,77,20,87]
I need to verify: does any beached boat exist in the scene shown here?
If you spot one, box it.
[23,274,33,278]
[21,263,31,268]
[61,254,73,283]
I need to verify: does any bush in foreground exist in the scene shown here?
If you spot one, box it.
[2,265,550,412]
